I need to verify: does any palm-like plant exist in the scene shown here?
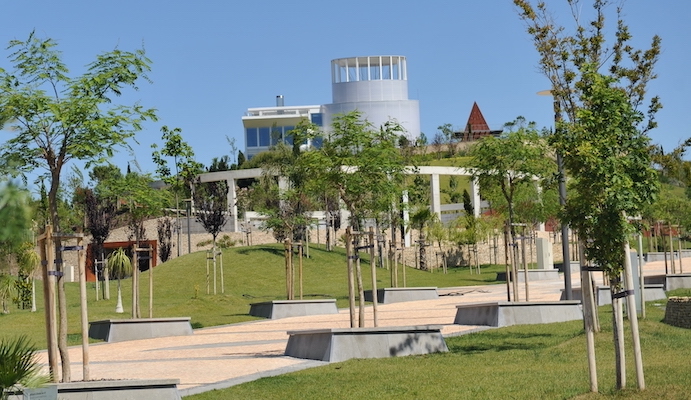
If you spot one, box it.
[16,243,40,312]
[0,335,49,399]
[0,275,17,314]
[106,248,132,313]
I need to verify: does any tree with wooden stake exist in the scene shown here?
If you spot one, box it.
[469,119,552,301]
[83,189,117,300]
[0,32,156,383]
[514,0,662,392]
[194,178,228,295]
[107,248,132,315]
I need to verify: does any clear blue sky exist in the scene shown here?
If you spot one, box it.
[2,0,689,185]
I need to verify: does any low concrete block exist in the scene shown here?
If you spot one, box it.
[8,379,180,400]
[285,325,448,363]
[666,274,691,291]
[645,251,691,262]
[249,299,338,319]
[89,317,193,343]
[496,269,560,283]
[644,284,667,301]
[363,287,439,304]
[562,285,667,305]
[561,286,612,305]
[454,301,583,327]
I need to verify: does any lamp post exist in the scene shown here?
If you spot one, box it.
[538,90,572,300]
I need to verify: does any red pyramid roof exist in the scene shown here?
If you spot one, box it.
[465,102,491,134]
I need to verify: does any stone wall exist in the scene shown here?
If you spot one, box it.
[664,297,691,329]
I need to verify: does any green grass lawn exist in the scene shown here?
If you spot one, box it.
[187,290,691,400]
[0,243,505,348]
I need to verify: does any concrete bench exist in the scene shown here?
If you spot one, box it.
[666,274,691,291]
[561,286,612,305]
[8,379,180,400]
[89,317,193,343]
[496,269,560,283]
[363,287,439,304]
[249,299,338,319]
[285,325,448,362]
[454,301,583,327]
[644,284,667,301]
[562,285,667,305]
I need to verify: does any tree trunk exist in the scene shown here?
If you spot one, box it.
[579,241,598,393]
[623,241,645,389]
[345,228,356,327]
[611,277,626,389]
[48,169,71,383]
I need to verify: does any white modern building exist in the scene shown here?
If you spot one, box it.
[243,55,420,159]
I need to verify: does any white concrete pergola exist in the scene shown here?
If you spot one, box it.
[198,166,481,244]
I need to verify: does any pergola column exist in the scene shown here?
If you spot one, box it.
[470,177,481,218]
[430,174,441,218]
[227,179,238,232]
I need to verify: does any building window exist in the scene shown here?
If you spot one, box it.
[311,113,323,126]
[312,136,323,148]
[246,128,258,147]
[259,127,271,146]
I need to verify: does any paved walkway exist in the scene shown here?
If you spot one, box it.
[36,257,678,397]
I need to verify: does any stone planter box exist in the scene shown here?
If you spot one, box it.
[664,297,691,329]
[285,325,448,362]
[89,317,193,343]
[363,287,438,304]
[496,269,560,283]
[8,379,180,400]
[249,299,338,319]
[454,301,583,327]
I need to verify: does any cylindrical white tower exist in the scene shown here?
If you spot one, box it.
[323,55,420,140]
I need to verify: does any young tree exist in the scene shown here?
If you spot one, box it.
[101,172,168,317]
[252,120,318,242]
[0,32,156,382]
[83,189,117,299]
[469,119,552,251]
[306,112,407,232]
[514,0,662,391]
[106,248,132,314]
[157,218,174,263]
[194,178,228,294]
[152,126,202,257]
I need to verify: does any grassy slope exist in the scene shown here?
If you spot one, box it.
[0,243,505,348]
[188,290,691,400]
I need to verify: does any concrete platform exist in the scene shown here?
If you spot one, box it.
[285,325,448,362]
[496,269,560,283]
[561,285,667,305]
[8,379,180,400]
[249,299,339,319]
[666,274,691,291]
[363,287,439,303]
[89,317,193,343]
[454,301,583,327]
